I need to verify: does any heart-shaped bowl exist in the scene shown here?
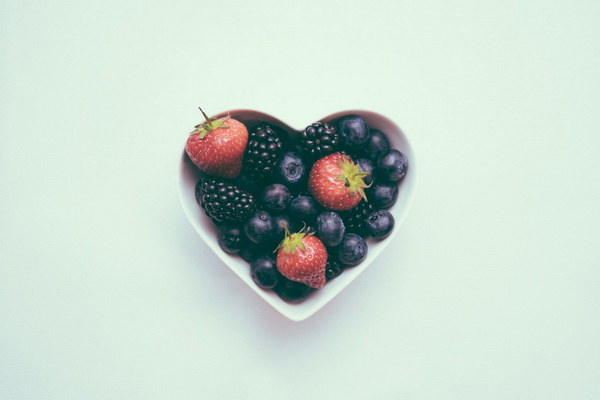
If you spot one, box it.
[178,109,417,321]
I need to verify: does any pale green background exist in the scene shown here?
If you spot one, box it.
[1,0,599,399]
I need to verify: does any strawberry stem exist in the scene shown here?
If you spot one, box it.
[189,108,231,139]
[277,226,312,254]
[198,106,213,128]
[336,157,371,201]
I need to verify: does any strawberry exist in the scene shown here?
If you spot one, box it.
[276,229,328,289]
[185,108,248,179]
[308,152,369,211]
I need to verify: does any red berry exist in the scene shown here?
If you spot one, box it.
[276,230,328,289]
[185,109,248,179]
[308,152,369,211]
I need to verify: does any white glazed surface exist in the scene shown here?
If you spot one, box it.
[178,110,417,321]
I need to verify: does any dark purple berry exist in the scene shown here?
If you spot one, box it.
[244,210,275,244]
[363,129,390,162]
[275,151,308,190]
[195,178,255,223]
[340,201,374,237]
[289,195,320,225]
[274,276,316,303]
[337,233,368,266]
[316,211,345,247]
[366,210,395,240]
[243,124,286,181]
[337,115,370,152]
[217,223,248,254]
[250,255,279,289]
[355,157,375,186]
[325,259,344,281]
[367,183,398,209]
[300,122,339,159]
[377,150,408,182]
[260,183,291,212]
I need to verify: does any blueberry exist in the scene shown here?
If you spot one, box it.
[274,277,316,303]
[250,255,279,289]
[377,150,408,182]
[260,183,291,212]
[363,129,390,162]
[244,210,275,244]
[289,195,320,225]
[366,210,395,240]
[275,151,308,190]
[337,115,371,152]
[337,233,368,266]
[272,214,294,243]
[355,157,375,186]
[316,211,345,247]
[367,183,398,209]
[217,223,248,254]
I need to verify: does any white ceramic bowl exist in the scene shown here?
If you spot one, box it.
[178,109,417,321]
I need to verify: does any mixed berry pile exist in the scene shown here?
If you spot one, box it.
[186,110,408,304]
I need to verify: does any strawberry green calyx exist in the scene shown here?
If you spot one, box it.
[278,227,313,254]
[336,157,370,201]
[190,107,231,139]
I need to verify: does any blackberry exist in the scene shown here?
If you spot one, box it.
[300,122,339,159]
[243,124,285,181]
[340,200,374,237]
[325,259,344,281]
[195,178,256,223]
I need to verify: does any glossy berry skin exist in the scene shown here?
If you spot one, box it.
[244,210,275,245]
[337,115,371,152]
[274,278,316,304]
[377,150,408,182]
[217,223,248,254]
[366,210,395,240]
[289,195,320,225]
[275,151,308,190]
[300,122,339,160]
[276,234,328,289]
[355,157,375,186]
[260,183,291,212]
[308,153,368,211]
[316,211,345,247]
[367,183,399,209]
[250,255,279,289]
[186,116,248,179]
[337,233,368,266]
[325,259,344,281]
[362,129,390,162]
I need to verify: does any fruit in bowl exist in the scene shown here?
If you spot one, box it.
[178,109,416,320]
